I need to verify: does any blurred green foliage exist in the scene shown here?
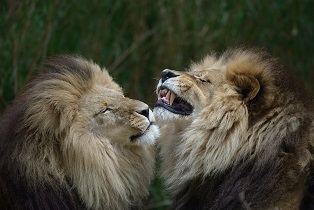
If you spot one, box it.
[1,0,313,209]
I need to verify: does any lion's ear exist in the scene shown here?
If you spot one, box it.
[225,49,276,104]
[226,72,260,103]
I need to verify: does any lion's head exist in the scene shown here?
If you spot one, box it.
[27,55,159,147]
[154,49,277,123]
[153,48,314,209]
[0,55,159,209]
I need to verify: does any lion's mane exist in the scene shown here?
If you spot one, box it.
[157,49,314,209]
[0,56,156,209]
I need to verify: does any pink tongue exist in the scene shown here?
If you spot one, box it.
[161,97,170,104]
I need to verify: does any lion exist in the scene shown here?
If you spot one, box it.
[0,55,160,210]
[153,48,314,209]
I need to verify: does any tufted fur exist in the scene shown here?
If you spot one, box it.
[0,55,160,210]
[154,48,314,209]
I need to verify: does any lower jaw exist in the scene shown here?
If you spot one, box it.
[155,101,192,116]
[153,107,189,122]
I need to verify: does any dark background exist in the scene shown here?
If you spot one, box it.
[1,0,313,209]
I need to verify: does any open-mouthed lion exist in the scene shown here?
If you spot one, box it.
[0,55,160,210]
[154,48,314,209]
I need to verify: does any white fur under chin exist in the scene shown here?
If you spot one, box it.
[135,124,160,145]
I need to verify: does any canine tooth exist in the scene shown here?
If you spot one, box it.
[158,91,161,99]
[166,90,171,101]
[170,92,177,106]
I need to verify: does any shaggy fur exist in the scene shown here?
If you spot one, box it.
[153,48,314,209]
[0,55,160,210]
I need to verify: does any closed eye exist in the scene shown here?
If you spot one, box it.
[99,108,112,114]
[197,78,211,83]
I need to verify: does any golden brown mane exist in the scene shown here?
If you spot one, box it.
[154,48,314,209]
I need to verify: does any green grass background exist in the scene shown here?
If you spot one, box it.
[1,0,313,209]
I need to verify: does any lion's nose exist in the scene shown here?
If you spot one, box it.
[161,69,179,83]
[137,107,149,119]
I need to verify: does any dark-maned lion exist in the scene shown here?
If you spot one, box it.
[154,48,314,209]
[0,55,160,209]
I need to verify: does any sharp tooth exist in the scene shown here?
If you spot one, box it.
[158,91,161,99]
[166,90,171,101]
[170,92,177,106]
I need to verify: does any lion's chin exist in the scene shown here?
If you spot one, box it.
[130,124,160,145]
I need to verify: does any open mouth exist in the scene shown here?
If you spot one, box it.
[155,87,193,115]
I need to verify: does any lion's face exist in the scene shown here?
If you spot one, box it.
[77,83,159,146]
[26,56,159,147]
[154,68,225,123]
